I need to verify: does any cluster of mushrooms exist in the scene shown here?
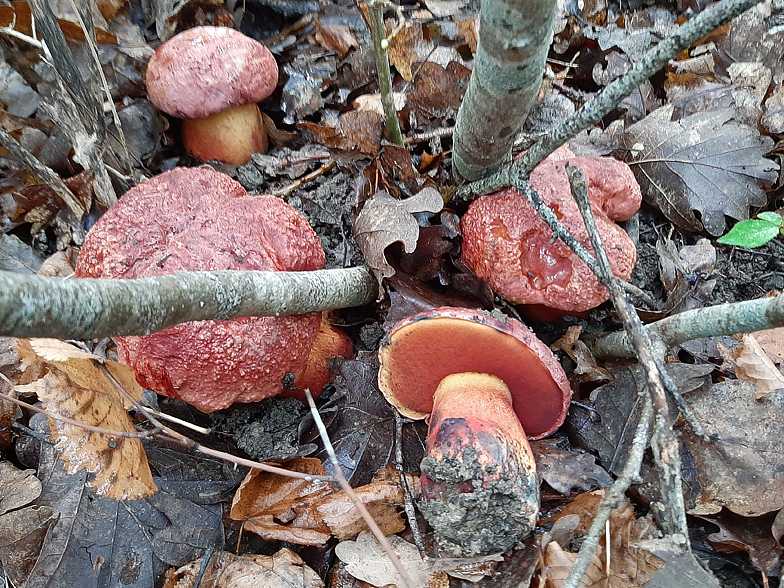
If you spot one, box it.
[76,25,642,557]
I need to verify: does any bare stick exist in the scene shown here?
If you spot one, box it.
[0,266,377,339]
[567,165,689,539]
[304,389,417,588]
[395,412,426,555]
[563,394,653,588]
[367,0,404,146]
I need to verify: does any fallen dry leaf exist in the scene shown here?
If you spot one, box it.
[552,326,612,384]
[13,339,156,500]
[354,187,444,288]
[621,104,778,235]
[700,509,782,575]
[314,20,359,58]
[541,540,606,588]
[719,333,784,397]
[230,458,409,545]
[387,22,433,81]
[335,531,431,587]
[746,326,784,364]
[163,549,324,588]
[680,379,784,516]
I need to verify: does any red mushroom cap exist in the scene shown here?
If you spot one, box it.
[461,153,641,312]
[145,26,278,119]
[378,307,571,439]
[75,167,325,412]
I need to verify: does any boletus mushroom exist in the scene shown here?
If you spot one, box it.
[461,148,641,312]
[378,306,571,555]
[145,26,278,164]
[75,167,347,411]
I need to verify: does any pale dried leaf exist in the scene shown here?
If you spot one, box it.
[28,338,100,362]
[14,351,155,500]
[749,327,784,364]
[354,188,444,288]
[314,22,359,58]
[315,479,405,540]
[163,549,324,588]
[542,541,605,588]
[335,531,432,587]
[732,334,784,397]
[387,22,433,81]
[0,461,41,515]
[621,104,778,235]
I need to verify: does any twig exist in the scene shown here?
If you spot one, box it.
[395,412,426,555]
[0,266,377,339]
[588,292,784,359]
[455,0,768,200]
[367,0,404,146]
[563,394,653,588]
[269,160,336,198]
[304,389,417,588]
[567,165,689,541]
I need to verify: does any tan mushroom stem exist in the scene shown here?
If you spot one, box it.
[420,372,538,556]
[181,103,268,165]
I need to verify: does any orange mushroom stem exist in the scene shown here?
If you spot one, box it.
[421,372,538,556]
[378,307,571,556]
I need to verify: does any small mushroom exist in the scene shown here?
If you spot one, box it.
[75,167,328,412]
[378,306,571,555]
[145,26,278,164]
[461,150,641,312]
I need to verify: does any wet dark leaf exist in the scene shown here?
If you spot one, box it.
[316,353,396,486]
[680,380,784,517]
[621,105,779,235]
[699,510,783,575]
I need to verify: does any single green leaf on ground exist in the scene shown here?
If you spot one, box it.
[716,219,781,248]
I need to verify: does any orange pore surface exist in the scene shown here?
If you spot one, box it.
[378,313,571,439]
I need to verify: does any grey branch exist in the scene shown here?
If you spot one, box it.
[0,266,377,339]
[589,292,784,359]
[452,0,557,181]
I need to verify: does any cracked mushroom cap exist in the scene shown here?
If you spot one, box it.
[378,307,571,439]
[75,167,325,412]
[145,26,278,119]
[461,153,641,312]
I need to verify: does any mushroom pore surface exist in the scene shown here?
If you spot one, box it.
[75,167,325,412]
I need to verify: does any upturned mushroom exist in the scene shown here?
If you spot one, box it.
[461,149,641,312]
[75,167,346,412]
[145,26,278,164]
[378,306,571,555]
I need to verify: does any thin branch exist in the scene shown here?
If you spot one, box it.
[567,165,688,539]
[0,266,377,339]
[563,394,653,588]
[455,0,767,201]
[304,389,417,588]
[588,291,784,359]
[367,0,404,146]
[395,412,426,555]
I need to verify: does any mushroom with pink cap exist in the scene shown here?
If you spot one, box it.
[145,26,278,165]
[75,167,334,412]
[461,150,641,312]
[378,306,571,555]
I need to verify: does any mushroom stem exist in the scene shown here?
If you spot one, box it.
[420,372,538,556]
[181,103,268,164]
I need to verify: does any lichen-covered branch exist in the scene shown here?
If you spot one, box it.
[455,0,767,199]
[0,266,377,339]
[368,0,404,146]
[452,0,557,181]
[589,293,784,359]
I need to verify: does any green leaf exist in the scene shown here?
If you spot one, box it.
[757,211,783,225]
[717,219,781,248]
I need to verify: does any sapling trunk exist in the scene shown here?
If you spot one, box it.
[452,0,557,181]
